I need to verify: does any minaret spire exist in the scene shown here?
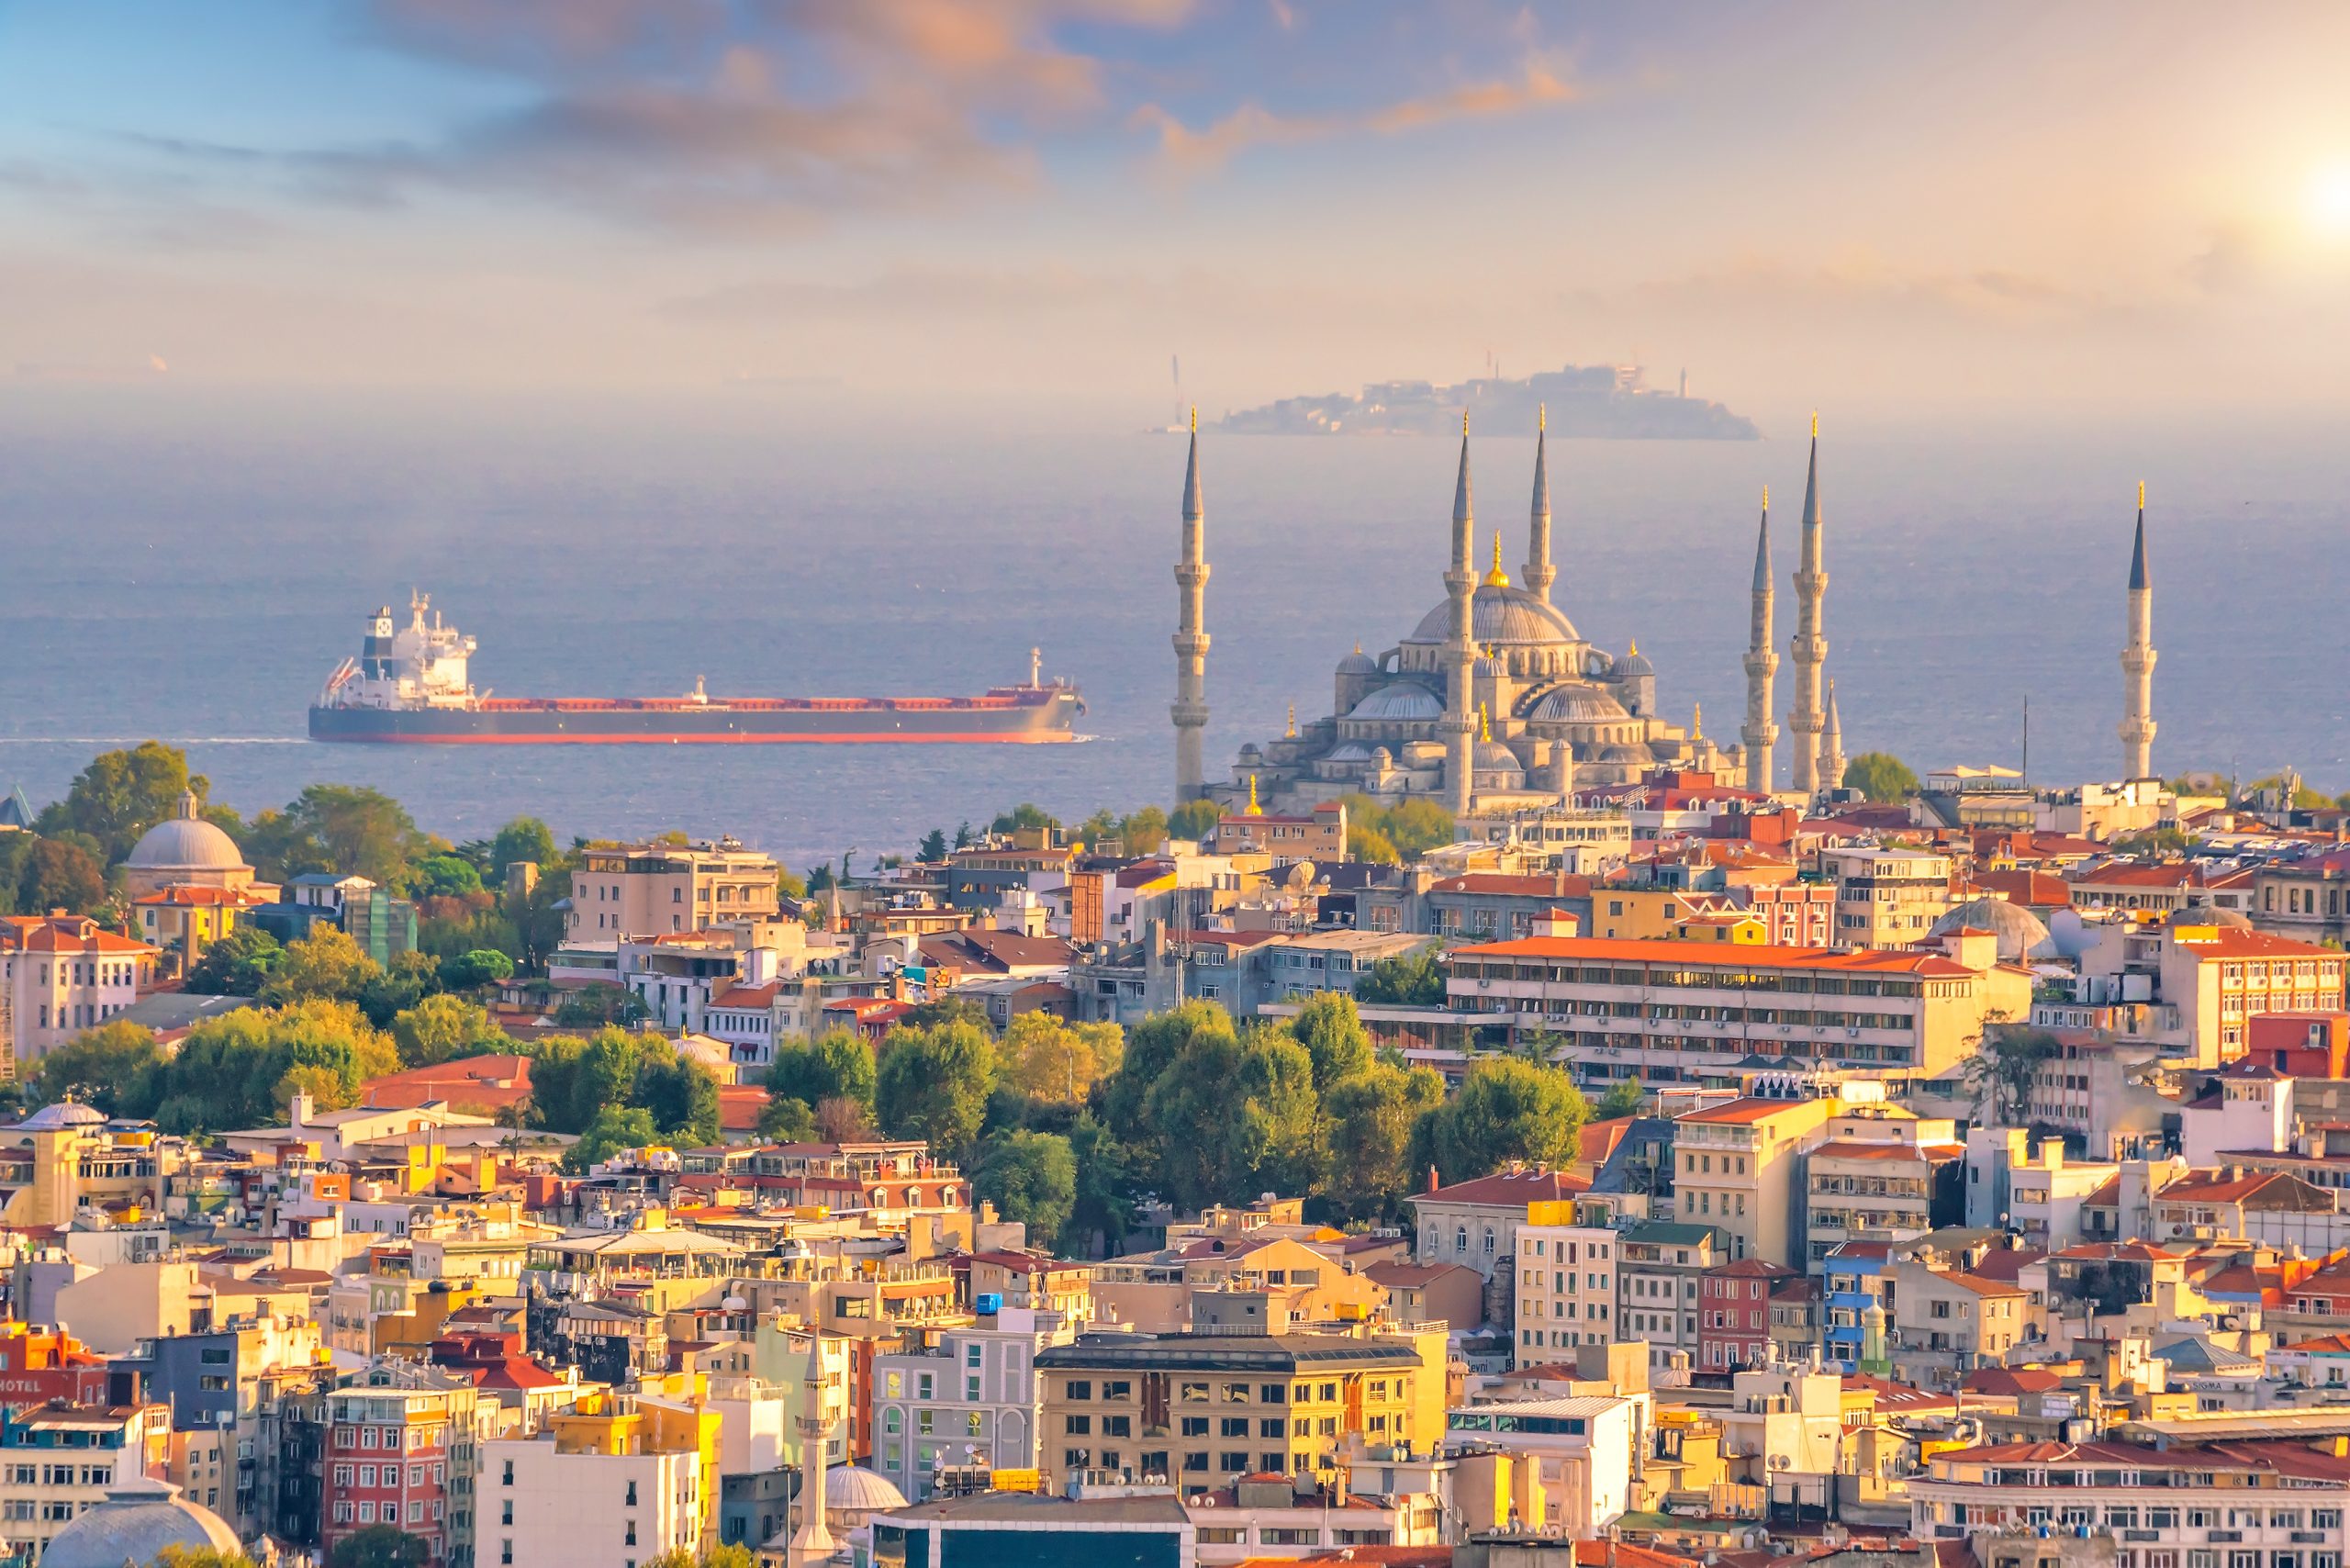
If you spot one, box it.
[1819,678,1847,793]
[1787,412,1830,797]
[2121,480,2157,779]
[1171,407,1211,802]
[1741,484,1780,793]
[1444,412,1477,816]
[1525,403,1556,604]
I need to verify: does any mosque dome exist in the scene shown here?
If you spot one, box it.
[1347,683,1444,722]
[1371,748,1393,768]
[17,1102,106,1133]
[825,1464,909,1517]
[1929,898,2058,962]
[126,792,247,873]
[1530,683,1631,723]
[1595,745,1651,765]
[1405,585,1581,647]
[1337,646,1380,677]
[1618,644,1655,677]
[1473,740,1525,774]
[39,1479,240,1568]
[1325,743,1372,763]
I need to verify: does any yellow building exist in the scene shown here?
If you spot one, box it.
[1586,887,1767,945]
[132,885,269,975]
[551,1383,723,1545]
[0,1103,172,1228]
[1032,1327,1445,1492]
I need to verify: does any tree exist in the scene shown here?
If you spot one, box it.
[976,1129,1078,1241]
[1323,1061,1446,1223]
[439,948,516,991]
[1292,993,1373,1091]
[1348,824,1401,865]
[1595,1078,1647,1120]
[28,1021,162,1115]
[1378,799,1457,857]
[246,783,430,885]
[1144,1025,1319,1211]
[390,995,511,1069]
[138,999,399,1133]
[644,1548,756,1568]
[407,854,483,901]
[17,838,106,915]
[563,1104,661,1171]
[764,1031,878,1116]
[489,817,558,876]
[954,822,976,849]
[1356,948,1446,1007]
[996,1014,1123,1107]
[875,1021,997,1159]
[1413,1058,1589,1184]
[1120,806,1169,855]
[37,741,203,865]
[1168,799,1219,843]
[1842,752,1919,803]
[918,828,950,862]
[184,926,282,996]
[156,1548,259,1568]
[1062,1111,1136,1256]
[758,1094,819,1142]
[990,802,1058,835]
[1101,1000,1232,1144]
[330,1523,427,1568]
[637,1056,723,1147]
[259,924,383,1007]
[552,981,649,1028]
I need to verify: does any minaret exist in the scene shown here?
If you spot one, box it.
[1819,679,1847,793]
[1787,413,1830,797]
[1524,404,1557,605]
[1444,413,1477,817]
[1171,408,1211,802]
[1741,485,1779,793]
[2121,480,2157,779]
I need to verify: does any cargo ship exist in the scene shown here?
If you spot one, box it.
[308,596,1083,745]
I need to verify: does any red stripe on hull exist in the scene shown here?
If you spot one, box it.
[315,731,1080,745]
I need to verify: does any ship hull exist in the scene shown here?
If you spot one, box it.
[309,690,1082,745]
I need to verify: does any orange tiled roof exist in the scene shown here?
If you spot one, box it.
[1449,934,1976,976]
[0,916,157,957]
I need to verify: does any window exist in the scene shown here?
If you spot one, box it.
[502,1459,515,1485]
[1222,1417,1248,1438]
[626,1481,638,1506]
[625,1521,638,1547]
[502,1502,513,1526]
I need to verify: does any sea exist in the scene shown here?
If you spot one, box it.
[1,387,2344,873]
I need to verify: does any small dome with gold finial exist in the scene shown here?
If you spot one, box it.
[1619,638,1654,678]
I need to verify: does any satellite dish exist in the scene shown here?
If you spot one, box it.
[1287,861,1316,890]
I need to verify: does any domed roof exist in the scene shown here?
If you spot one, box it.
[825,1463,909,1514]
[1406,585,1582,647]
[1347,682,1444,722]
[1337,645,1380,675]
[127,791,248,872]
[1473,740,1525,774]
[1930,898,2059,962]
[1325,743,1372,763]
[17,1102,106,1132]
[1619,643,1655,676]
[1530,683,1631,723]
[1595,744,1651,764]
[39,1479,240,1568]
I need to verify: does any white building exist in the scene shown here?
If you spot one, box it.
[0,914,160,1068]
[483,1438,701,1568]
[868,1309,1074,1501]
[1439,1393,1647,1540]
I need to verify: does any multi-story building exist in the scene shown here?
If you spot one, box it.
[2253,847,2350,946]
[1735,882,1837,947]
[869,1309,1075,1501]
[0,915,160,1070]
[1673,1096,1840,1266]
[1696,1260,1799,1373]
[566,840,781,938]
[1882,1261,2026,1388]
[1205,804,1348,864]
[2071,916,2347,1066]
[1615,1223,1720,1373]
[1443,935,2030,1104]
[1407,1166,1589,1321]
[1909,1437,2350,1563]
[1510,1209,1618,1363]
[0,1401,170,1568]
[1802,1108,1964,1267]
[1031,1329,1444,1492]
[1820,846,1953,948]
[484,1428,701,1568]
[321,1363,484,1568]
[1440,1390,1650,1540]
[1259,931,1435,1006]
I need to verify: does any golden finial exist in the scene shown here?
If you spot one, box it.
[1462,409,1471,437]
[1693,702,1703,740]
[1810,409,1819,439]
[1189,405,1197,434]
[2138,479,2146,510]
[1628,637,1639,656]
[1539,402,1547,433]
[1479,703,1492,744]
[1285,702,1297,738]
[1762,483,1769,510]
[1353,641,1362,655]
[1483,533,1510,588]
[1246,774,1261,814]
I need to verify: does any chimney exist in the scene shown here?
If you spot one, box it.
[1426,1166,1440,1195]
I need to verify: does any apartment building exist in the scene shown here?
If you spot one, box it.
[1444,935,2029,1103]
[1407,1167,1589,1296]
[0,1402,169,1567]
[1696,1260,1800,1373]
[1673,1096,1840,1267]
[1737,883,1837,947]
[869,1310,1075,1501]
[1821,846,1953,947]
[320,1364,484,1568]
[1616,1223,1721,1373]
[1883,1262,2027,1389]
[1031,1330,1443,1492]
[1511,1209,1619,1363]
[485,1434,700,1568]
[565,840,781,938]
[0,915,160,1070]
[1802,1107,1964,1268]
[2072,917,2347,1067]
[2253,848,2350,946]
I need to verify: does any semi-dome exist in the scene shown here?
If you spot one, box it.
[1336,646,1380,676]
[1325,743,1372,763]
[1472,740,1525,775]
[1405,585,1581,647]
[1930,898,2058,962]
[1347,683,1444,722]
[1595,745,1651,764]
[1530,683,1630,723]
[126,791,247,872]
[39,1479,240,1568]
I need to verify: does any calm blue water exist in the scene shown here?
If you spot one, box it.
[1,388,2343,871]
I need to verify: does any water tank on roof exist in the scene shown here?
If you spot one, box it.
[976,1293,1002,1316]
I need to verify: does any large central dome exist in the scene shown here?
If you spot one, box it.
[1405,583,1581,647]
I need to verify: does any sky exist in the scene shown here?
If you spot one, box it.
[6,1,2350,420]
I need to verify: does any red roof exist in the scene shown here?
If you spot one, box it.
[717,1085,767,1135]
[363,1055,532,1114]
[1678,1096,1821,1126]
[0,915,157,957]
[1412,1168,1588,1208]
[711,983,780,1008]
[1810,1140,1930,1161]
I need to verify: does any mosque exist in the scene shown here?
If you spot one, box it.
[1171,410,1842,816]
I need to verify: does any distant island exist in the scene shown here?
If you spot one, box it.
[1214,362,1760,439]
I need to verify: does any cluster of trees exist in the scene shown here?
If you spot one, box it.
[1841,752,1918,803]
[186,924,513,1030]
[1335,794,1457,865]
[758,992,1593,1253]
[909,800,1225,866]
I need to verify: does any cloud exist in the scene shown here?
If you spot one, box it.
[363,0,729,74]
[1131,61,1577,173]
